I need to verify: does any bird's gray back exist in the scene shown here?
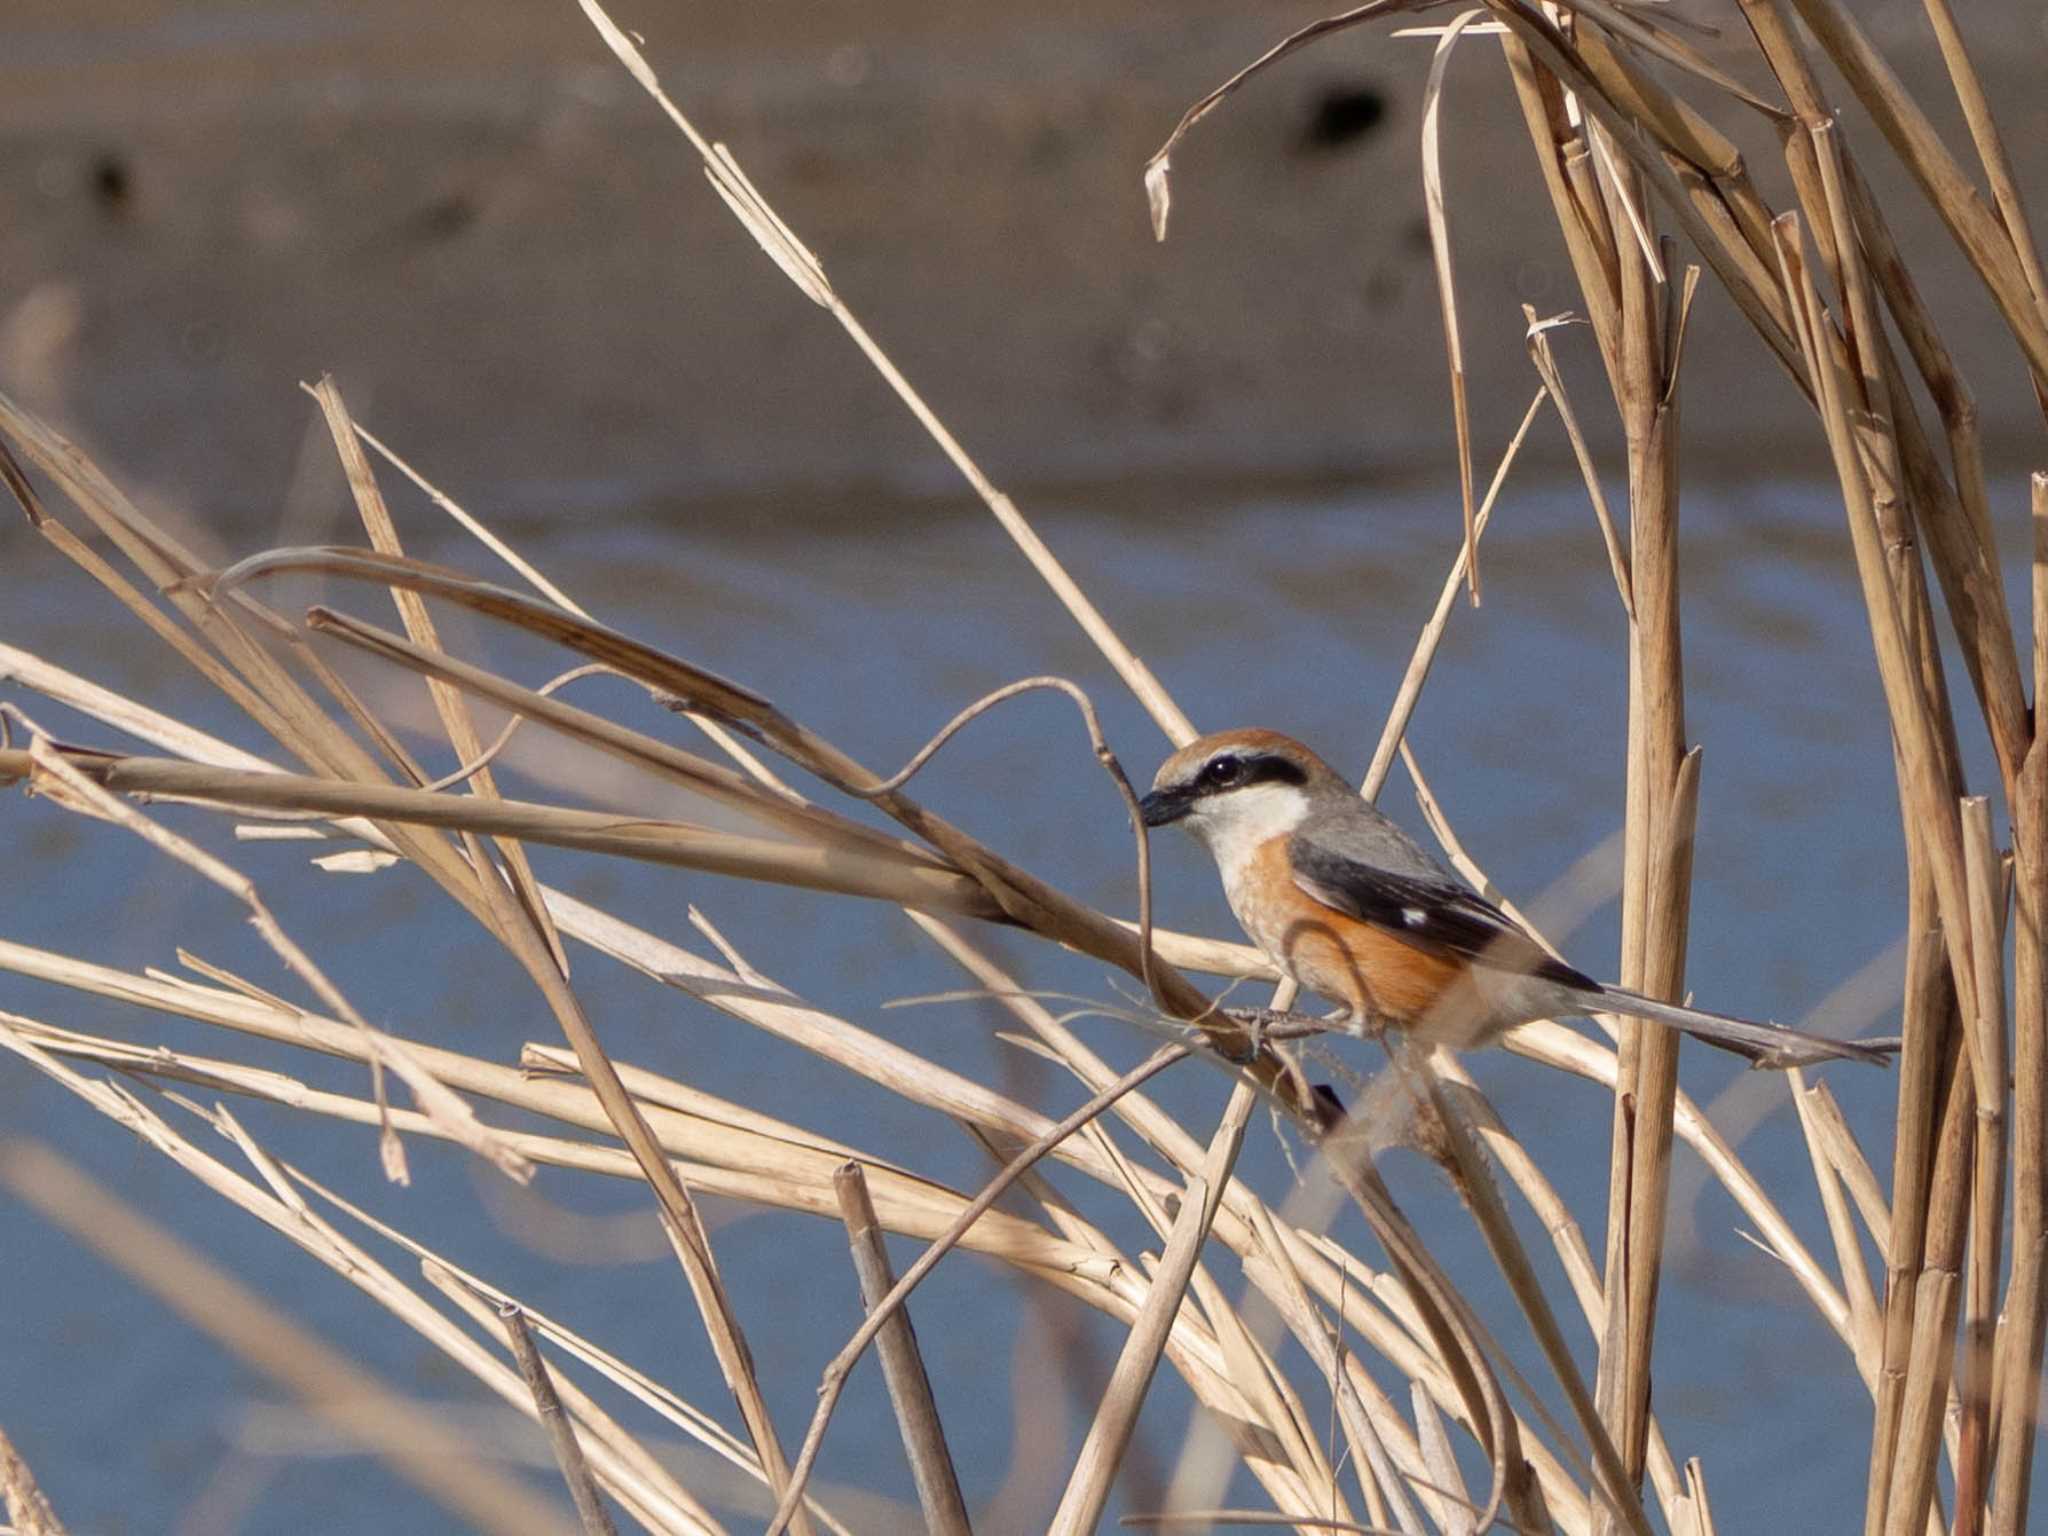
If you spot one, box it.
[1295,799,1459,884]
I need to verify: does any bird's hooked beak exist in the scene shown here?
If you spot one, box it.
[1138,786,1194,828]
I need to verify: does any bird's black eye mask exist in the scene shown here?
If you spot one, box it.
[1139,751,1307,826]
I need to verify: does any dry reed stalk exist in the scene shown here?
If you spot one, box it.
[1238,1201,1430,1535]
[1680,1459,1716,1536]
[500,1304,624,1536]
[0,1135,576,1535]
[13,411,839,1531]
[0,406,526,950]
[831,1164,972,1536]
[1412,1382,1474,1536]
[1430,1055,1687,1519]
[1916,0,2048,333]
[312,1174,853,1535]
[1496,33,1623,376]
[1363,383,1550,799]
[3,1032,733,1533]
[569,0,1194,749]
[432,1282,729,1536]
[1790,1075,1885,1389]
[1077,1113,1317,1518]
[1048,1082,1255,1535]
[0,745,1006,916]
[298,393,802,796]
[201,543,1321,1118]
[1401,805,1874,1350]
[0,1028,1167,1367]
[1521,312,1632,617]
[1780,0,2048,388]
[0,961,1124,1280]
[763,1043,1192,1535]
[1405,1060,1650,1536]
[1888,1051,1974,1536]
[0,637,1258,978]
[1417,10,1489,601]
[1310,1130,1528,1536]
[10,1,2047,1526]
[311,375,566,974]
[912,913,1593,1524]
[16,354,1540,1531]
[917,926,1474,1521]
[1988,474,2048,1535]
[301,609,952,867]
[0,745,1523,1536]
[1594,214,1694,1533]
[1957,798,2011,1532]
[1771,206,1986,1536]
[11,726,492,1187]
[0,1425,68,1536]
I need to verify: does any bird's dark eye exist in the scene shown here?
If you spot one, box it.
[1201,754,1245,788]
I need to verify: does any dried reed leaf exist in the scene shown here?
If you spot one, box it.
[1521,309,1634,617]
[1363,386,1549,801]
[1419,9,1489,603]
[1552,0,1784,118]
[205,545,1319,1118]
[0,744,1005,917]
[21,729,550,1184]
[0,1424,69,1536]
[574,0,1196,745]
[1146,0,1404,240]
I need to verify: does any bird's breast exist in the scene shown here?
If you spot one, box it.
[1226,837,1474,1033]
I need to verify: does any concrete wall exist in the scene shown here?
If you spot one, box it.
[4,1,2044,523]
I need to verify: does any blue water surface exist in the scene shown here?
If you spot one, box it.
[0,472,2020,1531]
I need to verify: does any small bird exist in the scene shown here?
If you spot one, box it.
[1139,728,1890,1068]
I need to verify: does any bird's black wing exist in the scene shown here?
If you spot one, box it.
[1287,835,1597,992]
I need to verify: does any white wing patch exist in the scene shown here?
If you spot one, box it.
[1402,907,1427,927]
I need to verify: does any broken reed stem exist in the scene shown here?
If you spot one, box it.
[765,1043,1192,1536]
[1595,211,1693,1536]
[500,1304,621,1536]
[832,1164,972,1536]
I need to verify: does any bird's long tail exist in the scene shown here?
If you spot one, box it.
[1583,985,1897,1068]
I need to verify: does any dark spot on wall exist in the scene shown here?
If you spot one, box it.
[1300,82,1388,153]
[90,152,131,213]
[402,193,478,244]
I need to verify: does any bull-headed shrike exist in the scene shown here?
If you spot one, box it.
[1140,728,1891,1069]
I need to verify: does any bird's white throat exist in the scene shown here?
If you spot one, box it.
[1181,782,1310,891]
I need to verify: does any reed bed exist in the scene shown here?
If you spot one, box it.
[2,0,2043,1531]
